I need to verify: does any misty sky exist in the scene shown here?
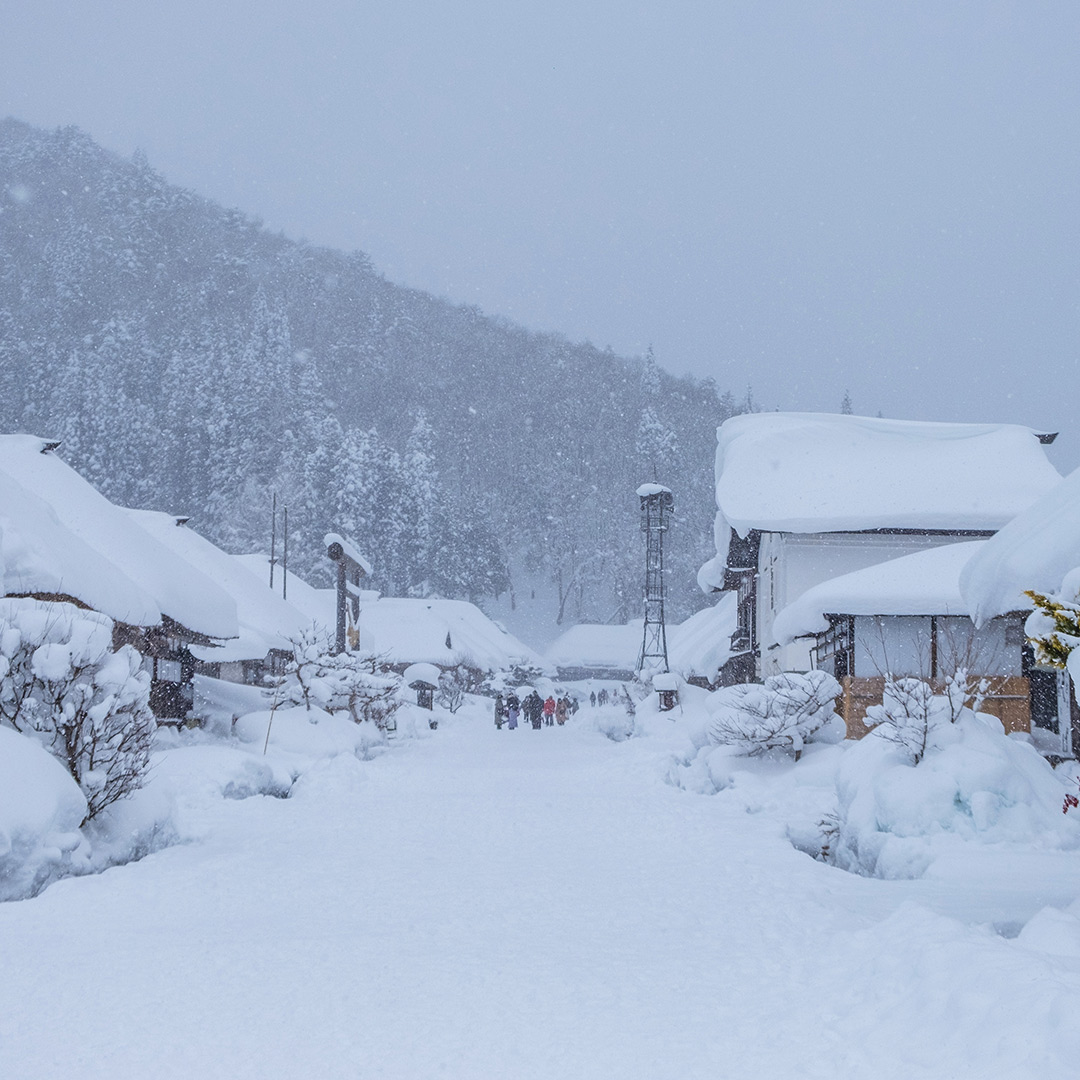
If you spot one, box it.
[2,2,1078,463]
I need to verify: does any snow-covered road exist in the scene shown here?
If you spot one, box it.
[3,714,1079,1079]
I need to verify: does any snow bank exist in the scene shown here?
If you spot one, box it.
[0,726,88,900]
[831,713,1079,879]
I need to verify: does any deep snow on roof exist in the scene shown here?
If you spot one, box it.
[544,622,642,670]
[360,597,544,671]
[668,592,736,679]
[0,471,160,625]
[771,541,986,645]
[961,465,1080,625]
[232,557,544,672]
[130,512,310,661]
[544,594,737,681]
[0,436,237,637]
[713,413,1061,536]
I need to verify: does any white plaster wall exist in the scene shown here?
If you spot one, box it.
[757,531,975,676]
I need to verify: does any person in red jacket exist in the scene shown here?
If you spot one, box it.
[542,696,556,726]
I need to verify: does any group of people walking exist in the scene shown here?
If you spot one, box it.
[494,691,576,730]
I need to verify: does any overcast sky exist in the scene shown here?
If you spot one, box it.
[2,2,1078,463]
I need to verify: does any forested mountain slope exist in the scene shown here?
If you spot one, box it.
[0,118,739,629]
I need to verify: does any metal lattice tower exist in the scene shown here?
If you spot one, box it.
[637,484,674,675]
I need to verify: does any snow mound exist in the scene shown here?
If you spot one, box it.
[831,713,1079,879]
[0,726,88,900]
[234,706,376,758]
[1016,901,1080,959]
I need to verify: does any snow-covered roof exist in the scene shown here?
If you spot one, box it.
[0,436,237,638]
[771,541,986,645]
[359,597,544,671]
[403,662,441,688]
[960,465,1080,626]
[232,555,330,631]
[711,413,1061,536]
[0,470,160,625]
[667,593,737,680]
[544,622,642,670]
[129,512,310,662]
[231,560,543,672]
[637,483,672,498]
[544,595,737,681]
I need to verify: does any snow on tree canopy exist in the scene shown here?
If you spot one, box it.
[771,541,985,645]
[711,413,1061,537]
[0,470,159,626]
[961,464,1080,626]
[129,511,309,662]
[0,435,237,639]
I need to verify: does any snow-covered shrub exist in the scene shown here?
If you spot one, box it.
[1026,573,1080,670]
[864,677,949,765]
[829,709,1080,878]
[438,659,485,713]
[0,598,155,821]
[437,665,468,714]
[274,626,331,712]
[707,671,840,759]
[270,630,401,731]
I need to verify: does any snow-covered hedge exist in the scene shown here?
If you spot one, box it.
[707,671,840,759]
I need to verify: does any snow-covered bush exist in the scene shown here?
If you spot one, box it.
[437,659,485,713]
[270,630,402,731]
[707,671,840,759]
[0,598,155,821]
[1026,572,1080,670]
[865,677,948,765]
[829,709,1079,878]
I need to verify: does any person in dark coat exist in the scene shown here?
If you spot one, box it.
[494,693,505,729]
[525,691,543,729]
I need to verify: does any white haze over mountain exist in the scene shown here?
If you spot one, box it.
[1,1,1077,464]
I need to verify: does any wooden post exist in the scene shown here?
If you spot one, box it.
[335,555,347,654]
[265,492,274,587]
